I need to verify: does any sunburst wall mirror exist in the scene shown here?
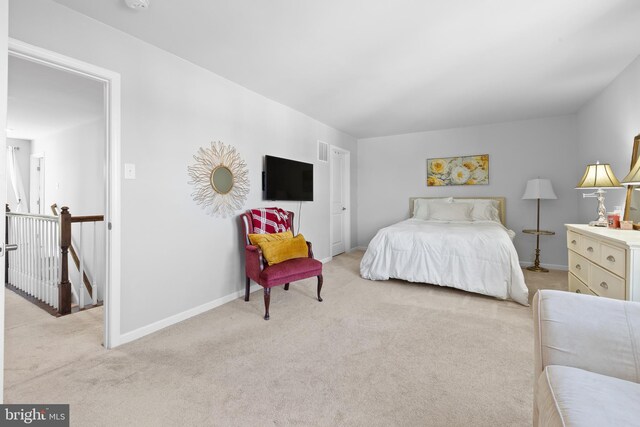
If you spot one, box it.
[188,141,250,218]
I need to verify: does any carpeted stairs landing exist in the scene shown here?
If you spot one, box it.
[4,250,567,426]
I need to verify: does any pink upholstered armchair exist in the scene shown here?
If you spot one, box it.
[241,210,323,320]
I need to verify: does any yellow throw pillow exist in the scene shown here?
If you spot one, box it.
[248,230,293,246]
[257,234,308,266]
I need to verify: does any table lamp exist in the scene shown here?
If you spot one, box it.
[621,157,640,185]
[522,178,557,272]
[576,162,622,227]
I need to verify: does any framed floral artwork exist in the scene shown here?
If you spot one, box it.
[427,154,489,186]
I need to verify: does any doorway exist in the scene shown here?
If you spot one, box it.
[29,153,44,215]
[6,39,121,350]
[330,146,351,257]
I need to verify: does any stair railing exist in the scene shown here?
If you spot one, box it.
[57,206,104,315]
[5,207,60,312]
[5,204,104,316]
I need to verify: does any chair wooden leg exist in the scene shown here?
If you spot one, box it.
[317,275,323,302]
[284,283,289,291]
[264,287,271,320]
[245,277,251,302]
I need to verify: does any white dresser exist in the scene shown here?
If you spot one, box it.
[566,224,640,302]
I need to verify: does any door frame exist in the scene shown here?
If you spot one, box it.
[329,146,351,258]
[8,38,122,349]
[29,152,45,215]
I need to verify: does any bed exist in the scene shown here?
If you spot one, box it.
[359,197,529,305]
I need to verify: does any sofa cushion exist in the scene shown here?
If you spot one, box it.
[259,257,322,287]
[537,365,640,427]
[534,290,640,384]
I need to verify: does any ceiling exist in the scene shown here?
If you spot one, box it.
[7,55,104,140]
[51,0,640,138]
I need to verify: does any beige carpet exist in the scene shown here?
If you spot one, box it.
[4,251,567,426]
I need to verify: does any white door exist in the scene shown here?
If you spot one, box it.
[330,148,350,256]
[29,154,44,214]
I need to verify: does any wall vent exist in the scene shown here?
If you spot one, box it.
[318,140,329,162]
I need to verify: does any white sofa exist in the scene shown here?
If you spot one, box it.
[533,289,640,426]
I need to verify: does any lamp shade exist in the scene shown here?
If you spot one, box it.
[576,163,622,189]
[621,158,640,185]
[522,178,557,200]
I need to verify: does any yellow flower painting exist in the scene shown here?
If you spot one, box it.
[427,154,489,186]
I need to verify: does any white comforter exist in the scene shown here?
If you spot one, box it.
[360,219,529,305]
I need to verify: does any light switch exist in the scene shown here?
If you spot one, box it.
[124,163,136,179]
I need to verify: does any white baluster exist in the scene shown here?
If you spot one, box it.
[51,219,55,308]
[54,219,59,310]
[27,218,31,295]
[17,218,22,291]
[37,219,42,301]
[45,220,51,306]
[92,222,98,305]
[78,223,84,309]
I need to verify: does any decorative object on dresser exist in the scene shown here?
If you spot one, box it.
[575,162,622,227]
[622,133,640,229]
[522,178,557,272]
[566,224,640,301]
[426,154,489,186]
[187,141,250,218]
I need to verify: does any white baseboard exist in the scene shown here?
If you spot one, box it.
[519,260,568,271]
[351,246,367,251]
[320,257,332,264]
[115,283,262,347]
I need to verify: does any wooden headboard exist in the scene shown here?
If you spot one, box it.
[409,197,507,226]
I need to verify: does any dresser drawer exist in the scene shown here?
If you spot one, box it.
[579,236,600,262]
[590,264,625,300]
[599,243,626,278]
[568,251,589,284]
[567,231,581,252]
[569,273,596,296]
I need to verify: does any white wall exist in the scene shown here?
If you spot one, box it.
[6,137,30,212]
[1,0,8,403]
[9,0,357,335]
[31,119,106,301]
[31,119,105,216]
[357,116,580,268]
[577,55,640,223]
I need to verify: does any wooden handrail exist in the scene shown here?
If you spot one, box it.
[51,204,103,313]
[71,215,105,223]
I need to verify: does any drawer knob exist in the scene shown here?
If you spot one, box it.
[575,264,581,270]
[607,255,616,263]
[587,247,594,252]
[571,240,577,245]
[576,289,582,294]
[600,282,609,289]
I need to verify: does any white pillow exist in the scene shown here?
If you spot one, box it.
[427,202,472,221]
[413,199,430,219]
[470,200,501,222]
[452,199,501,222]
[413,197,453,220]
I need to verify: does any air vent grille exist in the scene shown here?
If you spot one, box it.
[318,141,329,162]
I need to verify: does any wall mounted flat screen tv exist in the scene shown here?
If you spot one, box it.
[264,155,313,201]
